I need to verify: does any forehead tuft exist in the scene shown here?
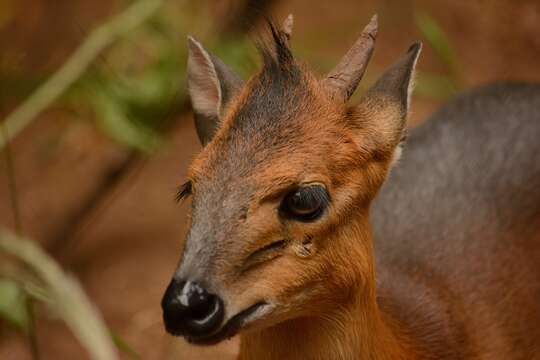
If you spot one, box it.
[227,22,313,137]
[189,22,344,185]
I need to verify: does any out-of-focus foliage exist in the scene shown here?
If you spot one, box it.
[0,279,30,333]
[69,1,257,152]
[111,331,142,360]
[415,72,459,100]
[1,2,460,151]
[415,10,460,80]
[0,228,118,360]
[0,2,257,356]
[414,10,461,99]
[0,0,256,152]
[79,6,188,152]
[0,0,166,150]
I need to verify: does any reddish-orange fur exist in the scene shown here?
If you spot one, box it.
[186,57,422,359]
[164,15,540,360]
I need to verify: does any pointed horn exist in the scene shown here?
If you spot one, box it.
[322,14,378,102]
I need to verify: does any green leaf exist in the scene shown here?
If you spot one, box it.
[92,91,161,152]
[0,279,30,333]
[415,71,459,100]
[111,332,141,360]
[214,37,258,79]
[0,228,118,360]
[23,282,53,304]
[415,10,460,84]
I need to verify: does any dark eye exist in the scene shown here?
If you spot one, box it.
[280,185,329,221]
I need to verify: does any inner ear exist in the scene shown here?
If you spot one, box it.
[187,40,222,118]
[352,43,422,160]
[187,36,244,145]
[365,42,422,120]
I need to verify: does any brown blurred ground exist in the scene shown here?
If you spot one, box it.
[1,0,540,359]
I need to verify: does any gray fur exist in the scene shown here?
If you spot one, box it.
[373,82,540,259]
[372,83,540,356]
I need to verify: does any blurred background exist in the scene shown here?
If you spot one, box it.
[0,0,539,359]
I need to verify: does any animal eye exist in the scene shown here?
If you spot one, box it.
[280,185,329,221]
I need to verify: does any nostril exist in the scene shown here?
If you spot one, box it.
[161,279,224,338]
[189,294,221,324]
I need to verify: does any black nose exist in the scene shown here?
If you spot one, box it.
[161,279,224,337]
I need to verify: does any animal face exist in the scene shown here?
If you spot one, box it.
[161,15,421,344]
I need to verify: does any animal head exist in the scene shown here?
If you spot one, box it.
[162,14,421,344]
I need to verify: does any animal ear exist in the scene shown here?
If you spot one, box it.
[322,15,378,102]
[281,14,294,41]
[355,42,422,159]
[187,36,244,145]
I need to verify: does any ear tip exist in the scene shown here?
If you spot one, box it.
[282,13,294,37]
[408,42,423,55]
[187,35,201,48]
[187,35,206,56]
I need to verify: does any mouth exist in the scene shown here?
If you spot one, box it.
[183,301,272,345]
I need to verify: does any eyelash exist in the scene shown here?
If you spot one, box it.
[175,181,192,202]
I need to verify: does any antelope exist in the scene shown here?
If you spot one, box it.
[161,14,540,359]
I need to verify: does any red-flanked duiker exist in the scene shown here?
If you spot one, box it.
[161,14,540,359]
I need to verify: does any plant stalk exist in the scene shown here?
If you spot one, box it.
[0,0,164,150]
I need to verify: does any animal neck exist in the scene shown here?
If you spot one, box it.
[239,299,417,360]
[239,215,421,360]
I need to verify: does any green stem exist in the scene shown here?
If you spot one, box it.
[2,108,37,359]
[0,0,164,150]
[26,299,40,360]
[0,228,118,360]
[1,124,22,234]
